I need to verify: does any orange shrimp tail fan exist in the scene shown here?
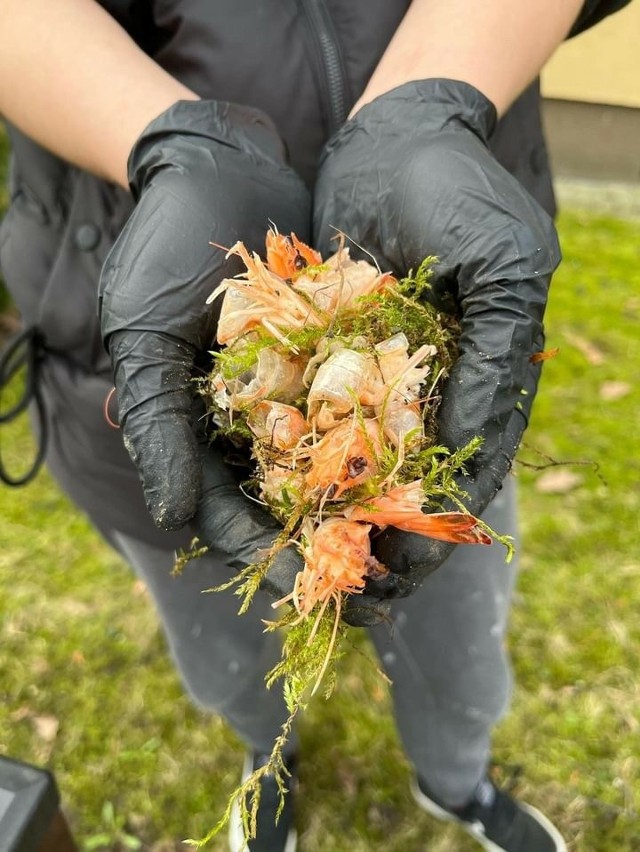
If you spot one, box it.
[348,481,492,545]
[394,511,493,545]
[351,506,492,545]
[265,229,322,279]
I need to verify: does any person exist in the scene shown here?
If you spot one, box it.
[0,1,630,850]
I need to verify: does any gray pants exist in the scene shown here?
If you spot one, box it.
[370,478,518,805]
[112,479,517,808]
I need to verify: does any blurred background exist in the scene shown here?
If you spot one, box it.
[1,6,639,850]
[542,0,639,193]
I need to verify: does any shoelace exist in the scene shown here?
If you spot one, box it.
[0,326,48,486]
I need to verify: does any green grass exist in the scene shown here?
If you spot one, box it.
[1,208,639,851]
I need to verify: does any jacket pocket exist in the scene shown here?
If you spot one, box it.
[0,161,133,375]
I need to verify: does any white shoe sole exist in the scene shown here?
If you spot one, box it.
[228,803,297,852]
[228,754,298,852]
[411,778,567,852]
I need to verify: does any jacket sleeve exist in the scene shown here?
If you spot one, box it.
[569,0,633,37]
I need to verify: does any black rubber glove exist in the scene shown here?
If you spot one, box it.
[314,79,561,621]
[99,99,310,594]
[189,407,304,598]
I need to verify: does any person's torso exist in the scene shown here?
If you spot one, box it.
[102,0,411,183]
[0,0,554,373]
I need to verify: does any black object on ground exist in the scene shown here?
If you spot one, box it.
[0,755,77,852]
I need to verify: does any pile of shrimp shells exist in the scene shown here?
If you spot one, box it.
[203,233,475,617]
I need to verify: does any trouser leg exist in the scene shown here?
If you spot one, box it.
[37,358,291,757]
[109,532,293,756]
[368,477,519,807]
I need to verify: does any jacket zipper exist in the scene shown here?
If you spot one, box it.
[300,0,350,133]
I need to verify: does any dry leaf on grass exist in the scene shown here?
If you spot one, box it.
[535,469,584,494]
[133,580,148,597]
[564,331,605,365]
[599,381,632,401]
[32,715,59,743]
[10,706,32,722]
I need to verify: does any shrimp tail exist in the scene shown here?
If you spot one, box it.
[391,511,493,545]
[351,506,492,544]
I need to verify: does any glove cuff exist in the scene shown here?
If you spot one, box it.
[127,99,288,198]
[350,78,497,144]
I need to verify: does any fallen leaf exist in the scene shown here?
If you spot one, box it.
[530,347,560,364]
[32,715,59,743]
[11,706,32,722]
[31,657,49,676]
[337,765,358,797]
[535,469,584,494]
[599,381,631,401]
[71,650,86,665]
[372,682,387,704]
[564,332,605,365]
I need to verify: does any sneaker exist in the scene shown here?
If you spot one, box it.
[228,752,297,852]
[412,775,567,852]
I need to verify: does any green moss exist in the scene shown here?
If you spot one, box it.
[336,289,458,371]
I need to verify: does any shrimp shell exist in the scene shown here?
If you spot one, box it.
[348,481,492,545]
[293,246,394,313]
[260,465,305,506]
[210,241,325,346]
[375,336,436,396]
[307,348,383,431]
[226,349,305,409]
[293,519,383,615]
[247,401,308,450]
[373,336,436,446]
[379,399,424,448]
[209,371,231,411]
[305,418,381,499]
[214,285,264,346]
[375,333,412,381]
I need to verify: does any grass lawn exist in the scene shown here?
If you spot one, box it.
[1,200,639,851]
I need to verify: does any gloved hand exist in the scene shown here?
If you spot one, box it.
[99,99,310,591]
[189,407,304,599]
[314,79,561,622]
